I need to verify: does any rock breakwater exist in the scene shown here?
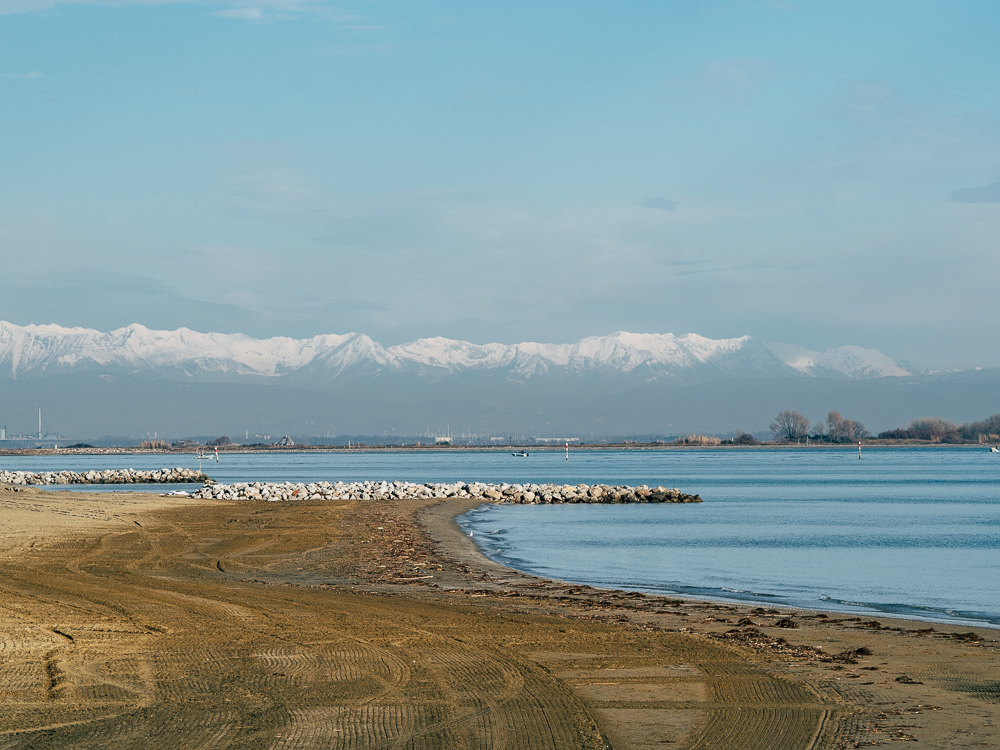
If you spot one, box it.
[191,480,701,504]
[0,468,212,485]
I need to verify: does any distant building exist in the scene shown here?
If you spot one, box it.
[276,436,295,446]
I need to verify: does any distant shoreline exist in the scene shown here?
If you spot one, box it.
[0,440,994,457]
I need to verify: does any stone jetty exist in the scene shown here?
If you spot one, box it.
[0,467,212,485]
[191,480,701,504]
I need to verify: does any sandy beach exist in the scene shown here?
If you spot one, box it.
[0,484,996,749]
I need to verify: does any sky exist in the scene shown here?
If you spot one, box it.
[1,0,998,370]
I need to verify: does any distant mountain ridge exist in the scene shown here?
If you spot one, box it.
[2,322,992,440]
[0,321,912,383]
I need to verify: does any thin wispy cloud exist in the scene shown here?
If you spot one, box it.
[0,0,357,18]
[214,7,263,19]
[949,180,1000,204]
[0,0,188,14]
[224,152,693,257]
[640,198,679,212]
[319,43,406,56]
[772,79,1000,194]
[208,0,356,21]
[664,57,788,106]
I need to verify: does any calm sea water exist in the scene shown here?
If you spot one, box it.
[456,447,1000,628]
[4,447,998,627]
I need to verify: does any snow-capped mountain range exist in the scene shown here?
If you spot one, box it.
[0,321,912,383]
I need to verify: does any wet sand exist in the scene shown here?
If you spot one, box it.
[0,484,996,749]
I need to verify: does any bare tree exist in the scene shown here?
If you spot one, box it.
[826,411,844,440]
[908,417,958,433]
[907,417,960,442]
[733,430,760,445]
[984,414,1000,436]
[825,410,871,442]
[841,418,871,440]
[770,410,809,441]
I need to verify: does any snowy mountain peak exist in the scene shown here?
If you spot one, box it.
[764,342,913,379]
[0,321,913,383]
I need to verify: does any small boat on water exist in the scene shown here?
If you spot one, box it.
[991,445,999,453]
[511,451,529,457]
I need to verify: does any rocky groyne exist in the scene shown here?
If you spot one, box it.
[191,480,701,504]
[0,467,213,485]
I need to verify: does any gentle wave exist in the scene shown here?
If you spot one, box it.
[477,539,1000,627]
[818,595,1000,627]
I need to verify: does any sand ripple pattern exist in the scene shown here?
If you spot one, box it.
[0,491,840,750]
[0,502,604,749]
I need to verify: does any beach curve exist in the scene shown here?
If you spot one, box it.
[0,484,996,748]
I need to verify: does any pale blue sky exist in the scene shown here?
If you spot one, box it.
[1,1,998,368]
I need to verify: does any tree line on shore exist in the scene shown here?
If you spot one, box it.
[769,410,871,442]
[877,415,1000,443]
[767,410,1000,444]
